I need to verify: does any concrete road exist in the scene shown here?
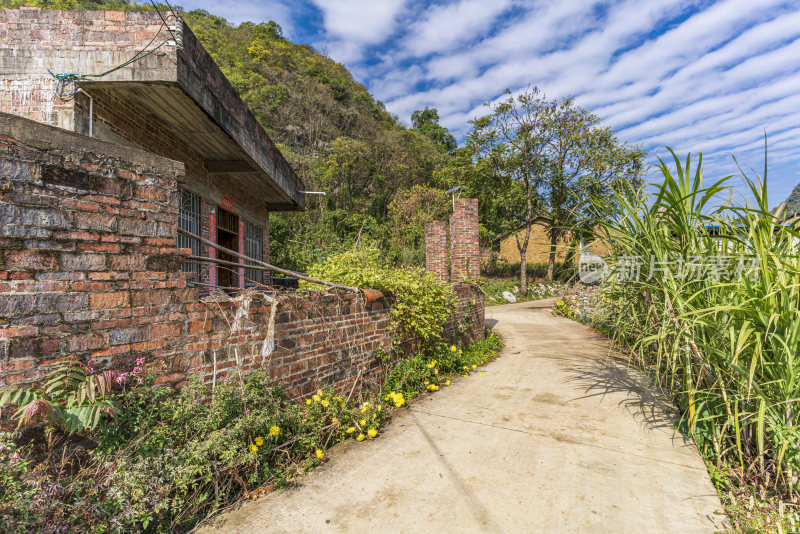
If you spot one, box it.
[197,299,725,533]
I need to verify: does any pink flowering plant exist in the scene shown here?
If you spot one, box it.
[0,356,144,434]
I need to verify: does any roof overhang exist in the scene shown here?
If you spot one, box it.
[74,19,304,211]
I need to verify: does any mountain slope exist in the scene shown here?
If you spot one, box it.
[780,182,800,217]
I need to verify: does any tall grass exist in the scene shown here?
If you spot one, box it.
[595,148,800,492]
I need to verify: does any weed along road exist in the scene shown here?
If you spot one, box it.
[198,299,725,533]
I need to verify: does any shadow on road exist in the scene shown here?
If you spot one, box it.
[563,356,693,446]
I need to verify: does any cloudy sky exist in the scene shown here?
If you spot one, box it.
[181,0,800,206]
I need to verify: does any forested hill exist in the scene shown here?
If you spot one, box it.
[780,182,800,217]
[179,9,453,268]
[1,1,457,270]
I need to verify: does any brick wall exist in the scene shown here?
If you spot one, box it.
[0,8,272,275]
[0,114,484,397]
[0,8,174,130]
[449,198,480,282]
[424,220,448,281]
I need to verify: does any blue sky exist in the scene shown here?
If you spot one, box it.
[180,0,800,208]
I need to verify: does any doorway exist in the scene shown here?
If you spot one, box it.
[216,207,239,289]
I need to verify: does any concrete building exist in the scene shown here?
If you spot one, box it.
[0,7,304,290]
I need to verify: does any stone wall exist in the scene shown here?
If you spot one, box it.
[0,114,484,397]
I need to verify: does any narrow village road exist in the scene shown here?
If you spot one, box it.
[198,299,725,533]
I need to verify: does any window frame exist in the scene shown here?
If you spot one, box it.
[177,188,201,274]
[244,220,264,286]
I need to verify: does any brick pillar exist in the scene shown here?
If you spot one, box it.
[450,198,480,282]
[424,220,448,281]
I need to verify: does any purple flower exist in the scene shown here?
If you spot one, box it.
[136,357,145,366]
[115,372,129,384]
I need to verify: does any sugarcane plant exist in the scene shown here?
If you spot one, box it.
[593,145,800,491]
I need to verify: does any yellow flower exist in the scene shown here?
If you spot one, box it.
[463,366,469,371]
[346,427,356,434]
[386,391,406,407]
[313,394,321,402]
[377,405,382,412]
[255,436,264,446]
[450,345,457,352]
[268,426,279,436]
[317,389,323,396]
[471,364,477,369]
[339,402,345,409]
[249,444,258,453]
[427,384,439,391]
[305,399,312,405]
[445,380,451,386]
[479,372,486,376]
[359,418,367,426]
[367,428,378,439]
[315,449,324,459]
[322,399,330,408]
[434,369,438,375]
[459,349,463,355]
[423,380,429,385]
[356,433,365,442]
[426,360,437,368]
[332,417,339,424]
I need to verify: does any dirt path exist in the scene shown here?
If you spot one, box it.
[197,299,725,533]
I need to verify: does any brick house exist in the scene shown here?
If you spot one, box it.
[0,7,305,291]
[0,8,485,393]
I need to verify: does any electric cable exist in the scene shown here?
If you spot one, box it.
[48,10,175,98]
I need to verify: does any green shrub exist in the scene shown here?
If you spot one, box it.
[303,246,456,349]
[383,333,502,401]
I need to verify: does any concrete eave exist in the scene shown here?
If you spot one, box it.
[74,18,305,211]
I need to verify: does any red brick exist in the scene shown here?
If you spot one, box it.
[150,322,180,340]
[89,291,130,309]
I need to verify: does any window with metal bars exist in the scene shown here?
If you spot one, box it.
[244,221,264,285]
[177,189,201,273]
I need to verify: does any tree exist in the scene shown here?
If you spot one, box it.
[467,87,551,294]
[411,107,457,153]
[387,185,450,265]
[540,98,645,279]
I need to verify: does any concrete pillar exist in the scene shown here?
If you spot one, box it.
[449,198,480,282]
[424,220,448,281]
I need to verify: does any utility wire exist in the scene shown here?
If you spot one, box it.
[50,2,182,99]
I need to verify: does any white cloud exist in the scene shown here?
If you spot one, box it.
[401,0,514,57]
[186,0,800,203]
[310,0,408,62]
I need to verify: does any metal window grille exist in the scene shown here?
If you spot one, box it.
[177,189,201,273]
[244,221,263,285]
